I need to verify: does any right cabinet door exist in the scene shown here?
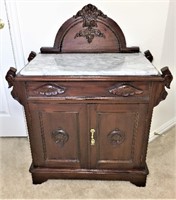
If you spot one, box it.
[90,103,148,170]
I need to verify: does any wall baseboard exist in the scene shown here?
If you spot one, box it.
[149,117,176,142]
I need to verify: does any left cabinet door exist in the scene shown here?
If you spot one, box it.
[28,103,88,169]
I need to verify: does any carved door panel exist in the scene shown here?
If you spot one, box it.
[89,104,147,169]
[29,103,88,169]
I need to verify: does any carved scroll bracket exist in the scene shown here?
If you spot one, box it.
[5,67,17,88]
[109,83,143,97]
[161,66,173,89]
[5,67,20,102]
[155,67,173,106]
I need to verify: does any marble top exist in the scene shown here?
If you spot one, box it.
[20,53,159,76]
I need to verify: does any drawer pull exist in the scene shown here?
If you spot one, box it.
[109,83,143,97]
[90,128,95,146]
[34,83,65,96]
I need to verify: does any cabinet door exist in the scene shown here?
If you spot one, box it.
[29,103,88,169]
[89,104,147,169]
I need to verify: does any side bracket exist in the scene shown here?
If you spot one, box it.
[5,67,17,88]
[154,67,173,106]
[5,67,19,102]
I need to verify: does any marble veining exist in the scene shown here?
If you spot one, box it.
[20,53,159,76]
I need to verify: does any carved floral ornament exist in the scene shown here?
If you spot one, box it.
[107,129,125,146]
[74,4,107,43]
[52,128,69,147]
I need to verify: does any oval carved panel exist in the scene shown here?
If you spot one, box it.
[107,129,125,146]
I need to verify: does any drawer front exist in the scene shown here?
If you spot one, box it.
[26,81,150,101]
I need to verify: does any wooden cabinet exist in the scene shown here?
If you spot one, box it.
[6,76,172,187]
[6,4,173,186]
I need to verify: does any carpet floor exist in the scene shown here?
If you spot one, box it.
[0,126,175,199]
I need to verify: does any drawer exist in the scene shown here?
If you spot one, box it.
[26,81,150,100]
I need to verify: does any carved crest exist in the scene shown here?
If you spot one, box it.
[109,83,143,97]
[52,128,69,147]
[107,129,125,146]
[34,83,65,97]
[74,4,107,43]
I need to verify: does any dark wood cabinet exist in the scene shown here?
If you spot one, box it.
[6,4,172,186]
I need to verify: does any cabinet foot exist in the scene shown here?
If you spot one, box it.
[130,172,147,187]
[32,174,48,184]
[130,180,146,187]
[30,164,48,184]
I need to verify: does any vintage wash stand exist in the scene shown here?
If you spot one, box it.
[6,4,172,186]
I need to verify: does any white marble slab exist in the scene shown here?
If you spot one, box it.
[20,53,159,76]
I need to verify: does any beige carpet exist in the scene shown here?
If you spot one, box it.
[0,127,175,199]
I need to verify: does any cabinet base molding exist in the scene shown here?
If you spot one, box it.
[29,163,149,187]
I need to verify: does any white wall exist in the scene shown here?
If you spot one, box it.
[14,0,175,138]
